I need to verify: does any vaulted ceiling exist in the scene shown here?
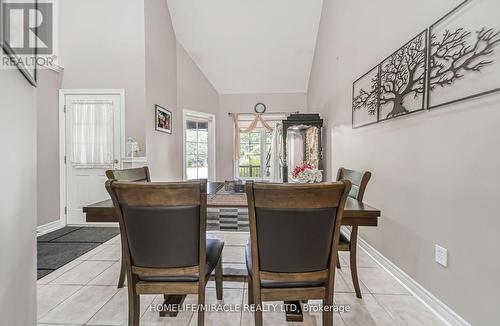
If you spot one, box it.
[166,0,324,94]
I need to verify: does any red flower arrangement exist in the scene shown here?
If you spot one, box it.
[292,164,314,179]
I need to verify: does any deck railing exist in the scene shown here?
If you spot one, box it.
[238,165,261,178]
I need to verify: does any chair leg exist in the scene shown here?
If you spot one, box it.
[118,250,126,288]
[322,299,333,326]
[254,301,263,326]
[336,252,341,269]
[215,256,223,301]
[252,285,263,326]
[198,284,205,326]
[127,274,139,326]
[247,276,254,305]
[349,226,362,299]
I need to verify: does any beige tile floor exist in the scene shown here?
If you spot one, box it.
[37,231,445,326]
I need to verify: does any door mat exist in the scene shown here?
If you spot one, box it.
[37,226,119,280]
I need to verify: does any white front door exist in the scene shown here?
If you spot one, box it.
[63,93,123,225]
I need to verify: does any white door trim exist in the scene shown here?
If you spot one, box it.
[182,109,216,181]
[58,89,126,227]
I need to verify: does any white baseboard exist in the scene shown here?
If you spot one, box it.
[36,220,64,236]
[356,236,470,326]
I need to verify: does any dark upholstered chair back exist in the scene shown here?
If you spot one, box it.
[246,181,351,273]
[336,168,371,200]
[106,181,206,269]
[106,167,151,182]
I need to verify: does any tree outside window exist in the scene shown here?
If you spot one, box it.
[237,129,272,179]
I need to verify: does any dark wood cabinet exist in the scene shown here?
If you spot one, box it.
[282,113,324,182]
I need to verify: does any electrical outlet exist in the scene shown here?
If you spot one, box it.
[435,245,448,267]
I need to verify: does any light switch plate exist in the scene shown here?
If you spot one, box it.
[435,244,448,267]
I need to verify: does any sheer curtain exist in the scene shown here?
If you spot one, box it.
[269,123,283,182]
[71,101,114,166]
[305,127,319,168]
[232,113,274,160]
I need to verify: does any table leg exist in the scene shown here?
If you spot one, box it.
[284,301,303,322]
[159,295,186,317]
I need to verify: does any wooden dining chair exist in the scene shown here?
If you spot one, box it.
[106,180,224,326]
[245,181,351,326]
[336,167,372,299]
[106,167,151,288]
[105,166,151,183]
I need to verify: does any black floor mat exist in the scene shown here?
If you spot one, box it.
[37,226,82,242]
[52,227,119,243]
[38,242,100,270]
[37,269,53,279]
[37,226,119,280]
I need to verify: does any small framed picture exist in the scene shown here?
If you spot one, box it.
[155,105,172,134]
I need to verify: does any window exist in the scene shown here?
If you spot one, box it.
[183,110,215,181]
[237,129,272,179]
[71,101,114,165]
[185,119,209,179]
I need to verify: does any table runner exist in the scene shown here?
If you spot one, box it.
[207,187,248,207]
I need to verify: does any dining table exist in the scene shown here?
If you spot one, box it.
[83,181,381,322]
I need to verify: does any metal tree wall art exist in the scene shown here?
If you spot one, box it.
[429,28,500,88]
[427,0,500,109]
[379,31,427,120]
[352,32,427,126]
[351,0,500,128]
[352,65,379,128]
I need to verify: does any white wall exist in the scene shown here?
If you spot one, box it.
[0,69,37,325]
[218,93,307,180]
[308,0,500,324]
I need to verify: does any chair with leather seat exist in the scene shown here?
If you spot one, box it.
[245,181,351,326]
[106,166,151,183]
[106,167,151,288]
[336,167,371,298]
[106,179,224,326]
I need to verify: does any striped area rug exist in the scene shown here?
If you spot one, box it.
[207,208,249,231]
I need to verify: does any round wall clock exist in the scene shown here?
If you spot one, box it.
[254,102,266,114]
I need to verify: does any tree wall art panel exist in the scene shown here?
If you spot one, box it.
[379,31,427,122]
[352,65,379,128]
[428,0,500,109]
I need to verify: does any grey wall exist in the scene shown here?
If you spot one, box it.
[177,43,220,178]
[218,93,307,180]
[307,0,500,324]
[177,43,219,117]
[37,0,147,227]
[0,70,37,325]
[36,1,310,226]
[58,0,147,154]
[37,69,62,227]
[144,0,181,181]
[36,0,222,226]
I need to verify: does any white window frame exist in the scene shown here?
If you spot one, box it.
[234,128,271,181]
[182,109,216,181]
